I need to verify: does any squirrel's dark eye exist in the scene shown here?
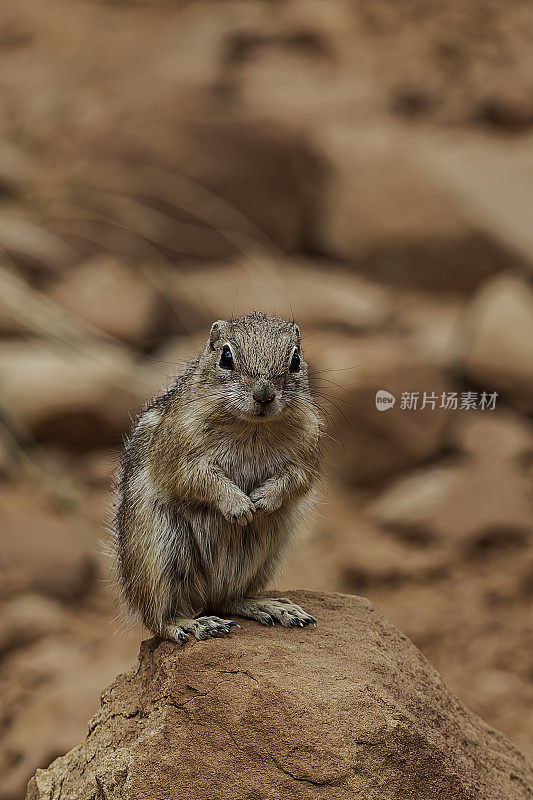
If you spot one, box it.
[219,345,234,370]
[289,350,301,373]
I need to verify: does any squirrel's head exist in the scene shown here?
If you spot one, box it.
[198,312,310,422]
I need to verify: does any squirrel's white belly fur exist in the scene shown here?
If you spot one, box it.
[127,433,311,614]
[182,497,308,611]
[177,438,308,610]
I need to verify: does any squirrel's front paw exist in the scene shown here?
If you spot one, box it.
[219,493,255,526]
[249,483,284,515]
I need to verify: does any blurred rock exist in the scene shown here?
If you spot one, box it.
[307,333,451,484]
[79,118,323,260]
[395,290,463,368]
[0,213,74,278]
[176,119,323,255]
[478,88,533,133]
[1,635,136,800]
[0,489,96,601]
[0,431,14,480]
[0,595,67,657]
[452,406,533,463]
[312,125,509,292]
[284,492,450,594]
[226,1,533,132]
[0,297,23,336]
[176,259,394,333]
[145,333,205,396]
[77,449,120,489]
[420,132,533,270]
[48,255,175,349]
[0,141,32,197]
[458,273,533,413]
[26,592,533,800]
[0,340,143,450]
[369,411,533,552]
[152,334,204,370]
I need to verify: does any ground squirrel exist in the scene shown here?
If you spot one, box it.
[114,312,321,643]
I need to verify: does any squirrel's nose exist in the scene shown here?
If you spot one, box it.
[253,385,276,405]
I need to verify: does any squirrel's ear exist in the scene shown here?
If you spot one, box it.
[293,323,300,346]
[209,320,227,349]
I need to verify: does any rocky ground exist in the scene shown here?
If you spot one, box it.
[26,593,533,800]
[0,1,532,798]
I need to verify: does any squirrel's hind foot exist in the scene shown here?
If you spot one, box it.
[227,598,317,629]
[162,616,239,644]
